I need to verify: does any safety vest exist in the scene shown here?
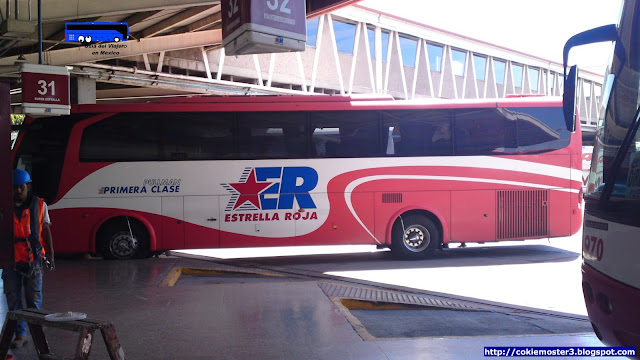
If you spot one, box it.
[13,196,45,264]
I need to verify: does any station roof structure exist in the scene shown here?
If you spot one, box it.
[0,0,359,62]
[0,0,603,128]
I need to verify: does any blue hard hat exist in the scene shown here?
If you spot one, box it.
[13,169,31,186]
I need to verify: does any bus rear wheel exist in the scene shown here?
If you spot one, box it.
[114,37,120,42]
[98,217,149,260]
[392,214,440,260]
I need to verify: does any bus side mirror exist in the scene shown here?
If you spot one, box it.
[563,65,578,132]
[562,24,619,132]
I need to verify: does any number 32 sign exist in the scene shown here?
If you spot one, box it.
[21,63,70,116]
[222,0,305,55]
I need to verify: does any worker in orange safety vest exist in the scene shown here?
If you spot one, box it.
[2,169,54,349]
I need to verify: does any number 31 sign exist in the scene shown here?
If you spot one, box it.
[21,63,70,116]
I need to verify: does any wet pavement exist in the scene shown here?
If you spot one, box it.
[0,253,604,360]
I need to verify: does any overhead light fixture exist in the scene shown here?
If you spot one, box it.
[14,54,28,65]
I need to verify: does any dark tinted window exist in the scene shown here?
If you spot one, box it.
[80,113,162,161]
[78,107,569,163]
[510,107,570,153]
[453,109,517,155]
[164,113,234,160]
[237,112,307,159]
[311,111,380,158]
[80,113,235,162]
[382,109,452,156]
[15,114,88,203]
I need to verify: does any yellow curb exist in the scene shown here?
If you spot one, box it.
[159,267,284,286]
[340,298,452,311]
[159,267,183,287]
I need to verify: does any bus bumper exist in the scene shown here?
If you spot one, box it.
[582,262,640,348]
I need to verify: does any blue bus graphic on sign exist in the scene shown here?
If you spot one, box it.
[65,22,129,43]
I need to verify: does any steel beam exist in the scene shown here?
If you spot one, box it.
[71,62,310,96]
[3,0,218,22]
[137,5,217,38]
[307,0,362,18]
[96,87,197,100]
[173,9,221,33]
[122,11,162,28]
[0,29,222,67]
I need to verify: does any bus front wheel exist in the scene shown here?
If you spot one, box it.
[391,214,440,260]
[114,37,120,42]
[98,217,150,260]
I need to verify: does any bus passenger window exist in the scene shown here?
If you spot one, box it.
[238,112,307,159]
[312,128,340,157]
[163,113,234,160]
[80,113,162,161]
[383,109,452,157]
[311,110,380,158]
[453,109,516,155]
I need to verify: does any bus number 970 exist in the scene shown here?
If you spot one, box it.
[583,235,604,261]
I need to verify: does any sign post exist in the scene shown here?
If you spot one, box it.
[0,81,13,268]
[222,0,306,56]
[21,64,70,116]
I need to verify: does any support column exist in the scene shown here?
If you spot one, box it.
[70,77,96,104]
[0,81,13,268]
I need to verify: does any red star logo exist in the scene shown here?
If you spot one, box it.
[228,168,273,210]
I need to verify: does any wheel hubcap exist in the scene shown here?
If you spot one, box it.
[404,225,430,252]
[111,233,138,258]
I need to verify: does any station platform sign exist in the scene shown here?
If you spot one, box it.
[222,0,306,56]
[21,63,70,116]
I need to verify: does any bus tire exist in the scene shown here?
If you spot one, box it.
[98,217,150,260]
[78,36,85,43]
[114,37,120,42]
[391,214,440,260]
[85,36,92,43]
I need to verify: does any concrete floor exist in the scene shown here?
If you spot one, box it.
[0,255,604,360]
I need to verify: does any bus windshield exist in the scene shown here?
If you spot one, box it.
[586,0,640,200]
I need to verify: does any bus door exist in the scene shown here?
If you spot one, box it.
[184,196,220,248]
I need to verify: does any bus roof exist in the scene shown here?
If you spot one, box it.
[70,95,562,114]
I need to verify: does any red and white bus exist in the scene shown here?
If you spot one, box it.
[564,0,640,348]
[12,95,583,260]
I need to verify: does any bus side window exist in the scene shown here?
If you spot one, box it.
[384,126,400,155]
[283,125,307,157]
[312,127,339,157]
[311,110,381,158]
[513,107,569,154]
[162,113,234,160]
[383,109,452,157]
[80,113,162,161]
[238,112,307,159]
[453,109,516,155]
